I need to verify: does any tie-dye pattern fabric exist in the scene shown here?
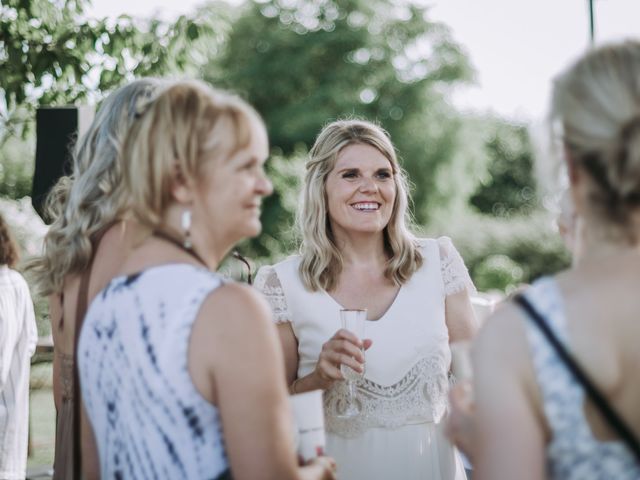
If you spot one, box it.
[79,264,230,480]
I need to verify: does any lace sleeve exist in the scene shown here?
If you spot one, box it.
[437,236,477,296]
[254,266,292,324]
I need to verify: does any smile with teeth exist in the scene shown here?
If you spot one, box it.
[352,202,380,211]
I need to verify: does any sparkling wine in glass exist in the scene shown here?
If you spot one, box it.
[337,308,366,418]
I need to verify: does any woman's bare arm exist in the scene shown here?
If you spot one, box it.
[445,289,478,343]
[277,323,301,390]
[472,305,547,480]
[191,283,332,480]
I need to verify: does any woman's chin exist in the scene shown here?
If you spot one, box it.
[243,221,263,239]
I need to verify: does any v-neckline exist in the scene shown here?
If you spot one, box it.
[322,285,403,322]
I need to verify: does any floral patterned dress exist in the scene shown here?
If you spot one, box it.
[522,277,640,480]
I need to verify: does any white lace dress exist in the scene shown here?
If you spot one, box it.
[255,237,474,480]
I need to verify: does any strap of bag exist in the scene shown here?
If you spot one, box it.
[514,293,640,463]
[72,223,116,479]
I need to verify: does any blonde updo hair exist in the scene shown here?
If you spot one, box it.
[26,78,162,296]
[298,119,423,292]
[121,80,264,229]
[551,40,640,242]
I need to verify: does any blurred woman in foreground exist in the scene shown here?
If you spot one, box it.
[78,80,335,480]
[449,41,640,479]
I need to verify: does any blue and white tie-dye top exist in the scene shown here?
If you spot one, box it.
[522,277,640,480]
[78,264,229,480]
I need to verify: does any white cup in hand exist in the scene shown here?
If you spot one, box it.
[290,389,326,463]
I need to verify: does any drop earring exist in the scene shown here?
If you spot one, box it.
[181,209,192,249]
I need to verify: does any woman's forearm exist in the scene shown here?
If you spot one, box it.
[290,371,330,394]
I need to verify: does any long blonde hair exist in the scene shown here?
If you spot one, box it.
[25,79,162,296]
[121,80,264,229]
[298,119,423,292]
[551,41,640,243]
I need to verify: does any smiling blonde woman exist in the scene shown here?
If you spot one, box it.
[256,119,477,480]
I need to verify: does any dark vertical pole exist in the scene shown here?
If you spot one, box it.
[588,0,595,45]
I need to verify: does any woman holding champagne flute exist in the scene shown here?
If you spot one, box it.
[255,119,477,479]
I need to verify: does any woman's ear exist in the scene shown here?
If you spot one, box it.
[170,162,194,204]
[565,147,587,217]
[565,146,579,186]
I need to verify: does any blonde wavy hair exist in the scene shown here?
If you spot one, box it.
[26,78,162,296]
[298,119,423,292]
[551,40,640,243]
[121,80,264,229]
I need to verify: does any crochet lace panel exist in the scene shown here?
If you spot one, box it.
[254,266,292,324]
[437,237,477,296]
[324,353,449,438]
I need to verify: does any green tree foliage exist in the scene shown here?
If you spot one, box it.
[204,0,472,257]
[469,122,539,217]
[0,0,228,145]
[429,115,569,292]
[437,210,571,292]
[0,0,571,293]
[0,131,34,198]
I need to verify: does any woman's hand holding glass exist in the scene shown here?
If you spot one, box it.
[311,328,372,390]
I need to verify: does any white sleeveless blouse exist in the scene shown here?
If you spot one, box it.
[255,238,474,480]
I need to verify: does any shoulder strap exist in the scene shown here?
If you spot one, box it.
[72,222,116,479]
[514,293,640,463]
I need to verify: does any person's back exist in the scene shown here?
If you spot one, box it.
[519,257,640,479]
[49,221,148,477]
[79,264,229,478]
[558,256,640,446]
[24,79,162,479]
[447,41,640,480]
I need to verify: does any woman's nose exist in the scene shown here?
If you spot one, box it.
[358,176,378,193]
[255,170,273,197]
[257,172,273,196]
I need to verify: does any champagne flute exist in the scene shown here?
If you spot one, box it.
[337,308,366,418]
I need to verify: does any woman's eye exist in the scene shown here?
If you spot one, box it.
[376,171,392,179]
[342,171,357,179]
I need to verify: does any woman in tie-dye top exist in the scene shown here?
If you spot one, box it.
[78,80,335,480]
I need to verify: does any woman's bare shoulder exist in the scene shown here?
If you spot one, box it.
[474,301,531,373]
[199,282,274,334]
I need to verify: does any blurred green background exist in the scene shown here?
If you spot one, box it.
[2,0,571,468]
[1,0,571,302]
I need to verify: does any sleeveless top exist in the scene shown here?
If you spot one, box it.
[78,264,229,479]
[255,237,476,438]
[522,277,640,480]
